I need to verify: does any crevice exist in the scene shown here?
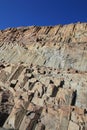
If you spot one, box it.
[51,86,58,97]
[26,107,43,130]
[71,90,77,106]
[0,113,9,127]
[58,80,65,88]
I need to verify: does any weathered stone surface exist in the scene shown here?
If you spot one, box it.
[0,63,86,130]
[0,23,87,130]
[0,23,87,71]
[68,121,79,130]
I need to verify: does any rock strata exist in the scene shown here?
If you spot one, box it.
[0,23,87,130]
[0,23,87,71]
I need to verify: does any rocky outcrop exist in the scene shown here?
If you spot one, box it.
[0,23,87,130]
[0,63,87,130]
[0,22,87,71]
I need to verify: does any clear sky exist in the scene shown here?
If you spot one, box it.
[0,0,87,29]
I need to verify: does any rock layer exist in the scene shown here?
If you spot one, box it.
[0,22,87,71]
[0,23,87,130]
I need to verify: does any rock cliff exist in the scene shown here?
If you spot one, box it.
[0,22,87,130]
[0,22,87,71]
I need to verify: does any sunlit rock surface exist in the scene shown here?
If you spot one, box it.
[0,23,87,130]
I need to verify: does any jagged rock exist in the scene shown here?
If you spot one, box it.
[0,23,87,130]
[10,80,18,88]
[0,63,87,129]
[0,23,87,71]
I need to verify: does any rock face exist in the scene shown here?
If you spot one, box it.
[0,22,87,130]
[0,22,87,71]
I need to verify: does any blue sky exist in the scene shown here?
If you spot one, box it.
[0,0,87,29]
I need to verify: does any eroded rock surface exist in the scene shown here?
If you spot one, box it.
[0,23,87,130]
[0,22,87,71]
[0,63,87,130]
